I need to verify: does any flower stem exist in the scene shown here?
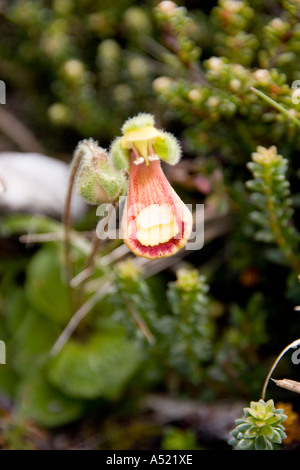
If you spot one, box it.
[50,282,114,356]
[63,146,84,311]
[250,87,300,128]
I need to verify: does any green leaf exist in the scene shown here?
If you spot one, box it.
[255,435,272,450]
[162,427,199,450]
[25,246,72,326]
[17,373,85,428]
[272,429,284,444]
[266,415,284,426]
[10,309,61,375]
[3,287,28,335]
[0,365,19,398]
[244,425,258,438]
[47,332,141,400]
[261,425,274,439]
[237,438,254,450]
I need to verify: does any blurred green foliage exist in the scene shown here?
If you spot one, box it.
[1,0,300,450]
[0,0,159,147]
[161,426,200,450]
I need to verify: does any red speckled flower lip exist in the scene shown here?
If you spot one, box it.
[121,150,193,259]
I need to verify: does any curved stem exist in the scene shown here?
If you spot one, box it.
[250,87,300,128]
[63,145,85,310]
[261,338,300,400]
[50,282,114,356]
[70,202,117,288]
[51,202,119,354]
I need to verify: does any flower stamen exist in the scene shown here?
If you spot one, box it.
[133,156,145,165]
[148,155,159,162]
[131,146,144,165]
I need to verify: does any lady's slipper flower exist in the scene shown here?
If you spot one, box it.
[110,114,193,259]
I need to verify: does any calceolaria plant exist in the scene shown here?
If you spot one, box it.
[229,399,287,450]
[111,113,193,259]
[75,113,193,259]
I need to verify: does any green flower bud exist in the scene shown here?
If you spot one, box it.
[174,268,208,292]
[113,84,133,105]
[97,39,121,65]
[61,59,85,83]
[116,259,141,281]
[157,1,177,15]
[127,56,150,81]
[152,76,175,95]
[53,0,73,16]
[48,103,71,125]
[123,7,152,35]
[75,139,127,204]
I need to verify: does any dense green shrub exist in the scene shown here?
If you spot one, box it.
[1,0,300,450]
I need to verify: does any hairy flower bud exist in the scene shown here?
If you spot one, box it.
[75,139,127,204]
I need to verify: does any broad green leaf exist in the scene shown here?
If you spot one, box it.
[10,309,61,375]
[237,438,254,450]
[255,435,272,450]
[17,373,85,428]
[4,287,29,334]
[25,246,72,326]
[47,332,140,400]
[0,365,19,398]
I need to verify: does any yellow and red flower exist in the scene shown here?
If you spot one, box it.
[111,114,193,259]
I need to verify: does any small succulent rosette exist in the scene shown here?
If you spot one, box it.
[110,113,193,259]
[229,399,287,450]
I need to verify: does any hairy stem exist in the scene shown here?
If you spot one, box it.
[63,146,84,311]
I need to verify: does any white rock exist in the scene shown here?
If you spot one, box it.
[0,152,87,219]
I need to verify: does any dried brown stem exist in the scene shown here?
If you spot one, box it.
[125,299,155,345]
[272,378,300,394]
[50,282,114,356]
